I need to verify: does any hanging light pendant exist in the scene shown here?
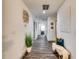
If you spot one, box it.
[42,4,49,14]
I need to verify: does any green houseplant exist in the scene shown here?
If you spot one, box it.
[25,35,32,53]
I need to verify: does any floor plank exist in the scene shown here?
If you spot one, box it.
[23,36,57,59]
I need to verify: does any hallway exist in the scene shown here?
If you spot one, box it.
[3,0,76,59]
[23,36,57,59]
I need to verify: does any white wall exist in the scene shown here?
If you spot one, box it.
[3,0,33,59]
[47,15,56,41]
[57,0,76,59]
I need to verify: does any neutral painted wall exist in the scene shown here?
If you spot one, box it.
[2,0,33,59]
[47,15,56,41]
[57,0,76,59]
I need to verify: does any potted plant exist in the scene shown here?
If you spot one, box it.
[25,35,32,53]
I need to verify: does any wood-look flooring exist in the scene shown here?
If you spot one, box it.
[23,36,57,59]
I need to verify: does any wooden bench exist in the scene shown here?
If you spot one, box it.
[52,43,71,59]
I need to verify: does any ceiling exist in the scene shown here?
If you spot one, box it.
[23,0,64,20]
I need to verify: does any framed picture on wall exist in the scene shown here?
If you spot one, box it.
[23,10,29,23]
[51,27,53,29]
[51,22,53,25]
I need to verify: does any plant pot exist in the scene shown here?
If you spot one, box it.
[26,47,32,53]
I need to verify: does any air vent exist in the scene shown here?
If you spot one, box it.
[43,5,49,10]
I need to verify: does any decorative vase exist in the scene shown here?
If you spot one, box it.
[26,47,32,53]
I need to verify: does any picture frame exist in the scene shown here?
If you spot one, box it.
[51,27,53,29]
[51,22,53,25]
[23,10,29,23]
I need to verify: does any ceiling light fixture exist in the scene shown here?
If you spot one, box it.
[42,4,49,14]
